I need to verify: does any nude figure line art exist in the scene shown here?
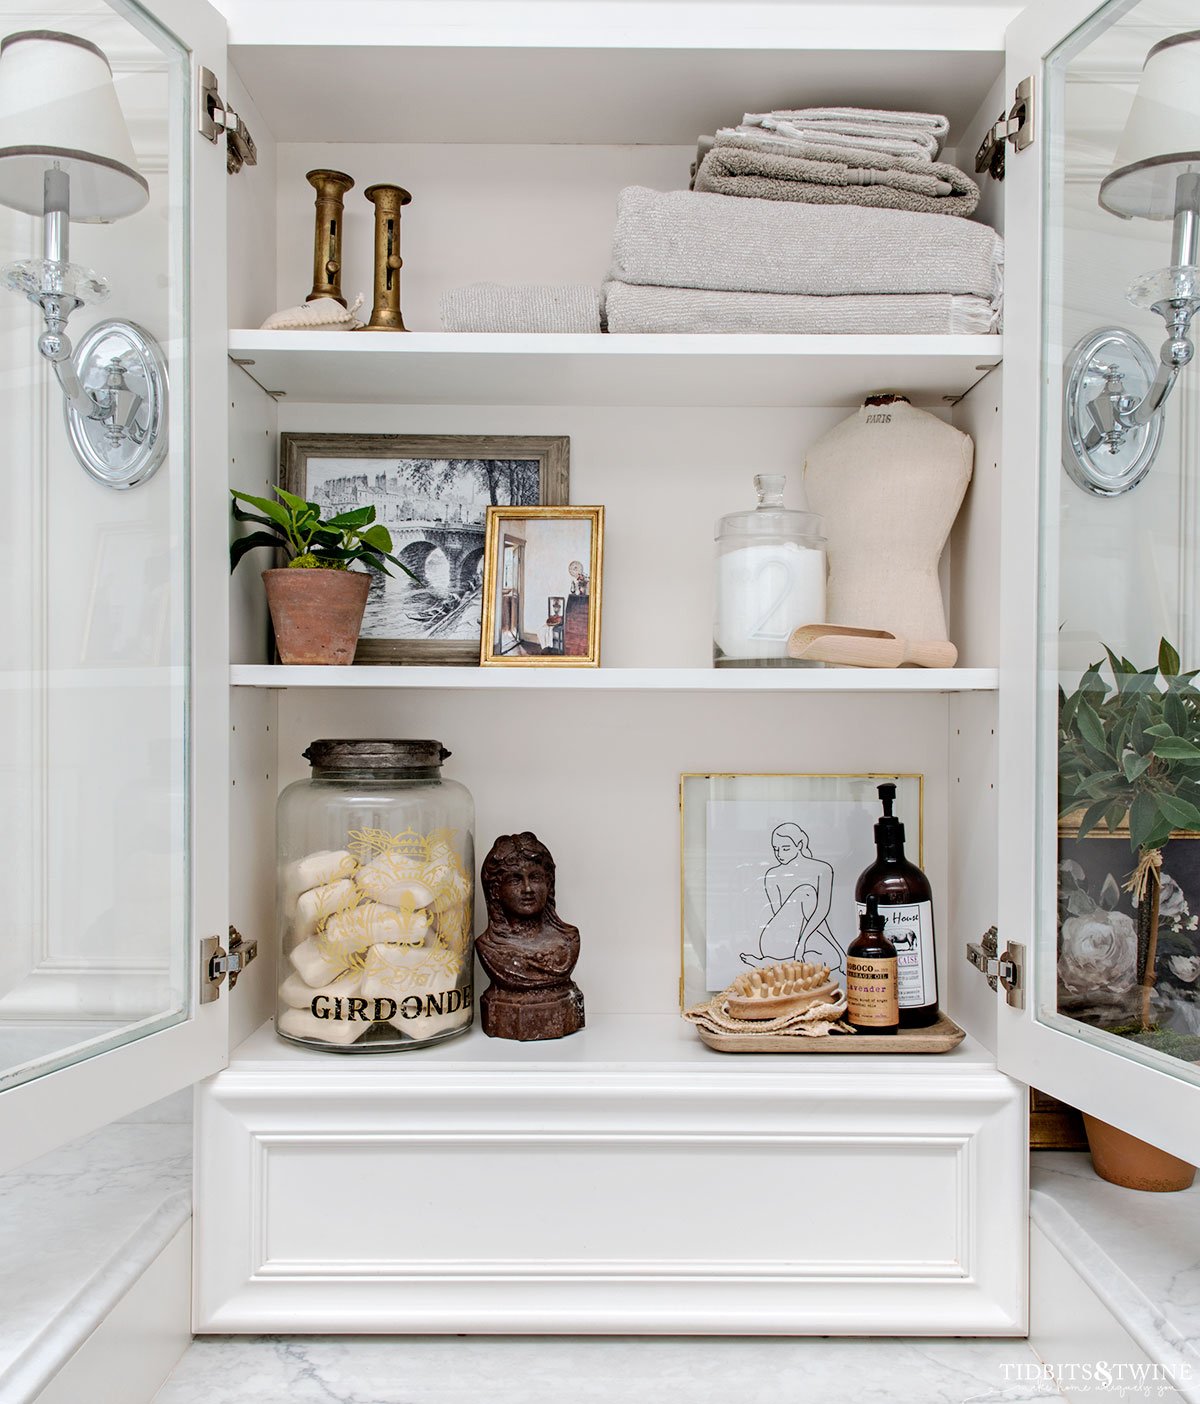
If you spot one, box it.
[739,821,846,978]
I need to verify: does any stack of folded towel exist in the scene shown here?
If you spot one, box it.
[690,107,979,218]
[603,185,1003,335]
[601,105,1000,336]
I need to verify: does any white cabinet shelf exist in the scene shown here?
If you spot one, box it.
[229,664,998,692]
[227,331,1002,408]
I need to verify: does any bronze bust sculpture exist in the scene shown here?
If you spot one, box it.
[476,832,584,1040]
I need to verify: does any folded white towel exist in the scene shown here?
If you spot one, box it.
[602,281,1000,335]
[440,282,602,333]
[745,107,949,161]
[610,187,1003,305]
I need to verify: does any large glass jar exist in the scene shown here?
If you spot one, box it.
[275,739,475,1052]
[714,474,827,667]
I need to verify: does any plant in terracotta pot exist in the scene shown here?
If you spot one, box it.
[230,486,414,664]
[1059,638,1200,1189]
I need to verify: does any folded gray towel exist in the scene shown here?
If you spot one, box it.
[439,282,601,333]
[745,107,950,161]
[602,280,1000,335]
[694,135,979,217]
[610,186,1004,303]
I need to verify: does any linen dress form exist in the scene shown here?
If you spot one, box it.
[803,398,973,642]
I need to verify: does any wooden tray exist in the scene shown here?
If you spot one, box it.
[695,1011,965,1054]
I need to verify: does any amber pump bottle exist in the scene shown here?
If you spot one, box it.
[855,782,939,1027]
[845,895,898,1034]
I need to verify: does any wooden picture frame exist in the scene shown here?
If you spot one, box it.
[279,433,569,665]
[479,506,604,667]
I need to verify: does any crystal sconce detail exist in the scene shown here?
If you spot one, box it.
[0,30,167,489]
[1065,31,1200,496]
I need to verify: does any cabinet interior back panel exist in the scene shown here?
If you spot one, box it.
[275,144,698,332]
[275,688,952,1016]
[272,401,978,668]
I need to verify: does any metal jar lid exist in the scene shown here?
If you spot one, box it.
[302,739,451,773]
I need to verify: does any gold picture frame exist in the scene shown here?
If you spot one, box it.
[679,771,925,1008]
[480,506,604,666]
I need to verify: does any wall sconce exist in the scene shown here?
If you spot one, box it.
[1064,30,1200,496]
[0,30,167,489]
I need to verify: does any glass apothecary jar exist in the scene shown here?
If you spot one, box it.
[275,739,475,1052]
[714,474,827,667]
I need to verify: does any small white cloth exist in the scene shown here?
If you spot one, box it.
[261,293,364,331]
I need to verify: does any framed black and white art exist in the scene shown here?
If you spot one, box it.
[279,433,570,664]
[680,772,924,1007]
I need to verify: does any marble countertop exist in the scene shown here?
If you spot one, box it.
[154,1335,1059,1404]
[0,1106,191,1404]
[1031,1151,1200,1400]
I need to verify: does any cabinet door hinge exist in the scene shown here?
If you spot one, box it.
[966,927,1025,1009]
[197,66,257,174]
[201,926,259,1004]
[975,75,1035,181]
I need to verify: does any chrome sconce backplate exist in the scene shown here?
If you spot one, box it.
[65,319,168,489]
[1063,326,1164,496]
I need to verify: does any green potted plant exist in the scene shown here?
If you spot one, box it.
[230,486,415,664]
[1059,638,1200,1189]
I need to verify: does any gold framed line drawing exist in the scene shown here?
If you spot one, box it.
[279,433,569,665]
[679,772,924,1009]
[480,505,604,667]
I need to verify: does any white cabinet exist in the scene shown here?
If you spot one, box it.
[7,0,1196,1342]
[196,1020,1025,1335]
[195,0,1027,1335]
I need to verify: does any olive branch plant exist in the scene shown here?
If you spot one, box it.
[1059,638,1200,1030]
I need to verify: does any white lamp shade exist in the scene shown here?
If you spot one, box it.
[1100,31,1200,221]
[0,30,147,222]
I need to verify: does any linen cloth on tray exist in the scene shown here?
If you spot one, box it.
[693,132,980,218]
[610,186,1004,308]
[602,281,999,335]
[439,282,602,333]
[744,106,950,161]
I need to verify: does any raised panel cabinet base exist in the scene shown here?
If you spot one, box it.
[194,1017,1027,1335]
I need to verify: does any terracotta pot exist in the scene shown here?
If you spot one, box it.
[262,567,370,665]
[1082,1113,1196,1192]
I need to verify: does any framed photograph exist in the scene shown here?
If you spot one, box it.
[279,433,569,665]
[479,506,604,667]
[680,772,924,1008]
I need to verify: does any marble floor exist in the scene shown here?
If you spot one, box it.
[154,1335,1062,1403]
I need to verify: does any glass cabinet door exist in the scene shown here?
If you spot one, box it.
[0,0,230,1169]
[1001,0,1200,1158]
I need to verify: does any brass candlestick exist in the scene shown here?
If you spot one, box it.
[362,183,412,331]
[306,168,354,306]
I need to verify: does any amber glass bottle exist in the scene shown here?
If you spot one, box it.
[845,895,898,1034]
[855,782,939,1028]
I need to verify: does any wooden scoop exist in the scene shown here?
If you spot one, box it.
[788,624,958,669]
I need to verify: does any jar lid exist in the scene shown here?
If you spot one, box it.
[302,739,451,772]
[716,473,824,542]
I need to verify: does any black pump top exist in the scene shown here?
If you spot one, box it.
[860,894,886,933]
[874,781,906,846]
